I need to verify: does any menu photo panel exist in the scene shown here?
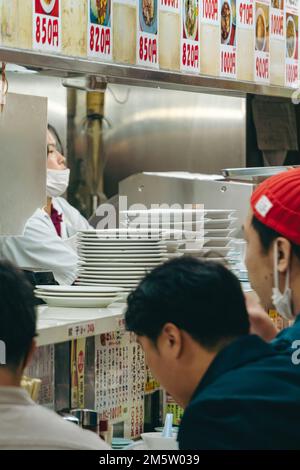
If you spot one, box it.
[88,0,113,61]
[137,0,159,68]
[285,0,299,87]
[220,0,237,78]
[33,0,61,52]
[181,0,200,73]
[254,0,271,83]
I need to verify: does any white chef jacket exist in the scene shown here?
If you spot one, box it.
[0,387,110,450]
[0,197,92,285]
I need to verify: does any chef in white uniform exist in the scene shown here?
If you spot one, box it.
[0,126,92,285]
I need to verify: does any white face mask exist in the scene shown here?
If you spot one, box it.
[46,169,70,198]
[271,242,294,321]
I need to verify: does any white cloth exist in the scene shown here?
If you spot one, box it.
[0,387,110,450]
[0,197,92,285]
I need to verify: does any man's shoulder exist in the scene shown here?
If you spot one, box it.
[14,402,109,450]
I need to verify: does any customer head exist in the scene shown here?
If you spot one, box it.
[0,261,37,385]
[125,257,250,407]
[244,168,300,319]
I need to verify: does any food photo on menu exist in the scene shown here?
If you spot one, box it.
[221,0,236,46]
[255,2,270,52]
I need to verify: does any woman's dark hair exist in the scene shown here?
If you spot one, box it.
[252,215,300,261]
[125,257,250,350]
[48,124,64,156]
[0,261,37,371]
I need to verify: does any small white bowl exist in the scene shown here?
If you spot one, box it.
[141,432,178,450]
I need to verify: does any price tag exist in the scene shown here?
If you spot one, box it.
[137,0,159,67]
[67,321,96,340]
[255,50,270,82]
[237,0,254,29]
[33,0,61,52]
[160,0,180,12]
[270,1,284,40]
[254,1,270,83]
[181,0,200,73]
[220,0,237,79]
[285,4,299,88]
[88,0,112,60]
[200,0,219,24]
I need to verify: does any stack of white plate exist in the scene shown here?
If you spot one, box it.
[120,209,238,266]
[34,285,124,308]
[76,230,168,292]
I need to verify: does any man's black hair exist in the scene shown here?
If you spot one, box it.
[252,215,300,261]
[0,261,37,371]
[125,257,250,350]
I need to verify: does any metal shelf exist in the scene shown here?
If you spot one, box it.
[0,46,296,98]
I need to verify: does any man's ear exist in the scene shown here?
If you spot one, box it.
[160,323,183,358]
[22,339,37,372]
[276,238,292,273]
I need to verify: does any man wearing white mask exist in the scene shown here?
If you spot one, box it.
[0,126,91,285]
[243,168,300,347]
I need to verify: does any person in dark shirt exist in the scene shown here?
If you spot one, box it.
[244,168,300,348]
[125,257,300,450]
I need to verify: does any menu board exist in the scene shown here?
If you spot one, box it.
[95,330,145,438]
[254,0,271,83]
[88,0,113,60]
[181,0,200,73]
[33,0,61,52]
[137,0,159,67]
[285,0,299,87]
[220,0,237,78]
[1,0,299,102]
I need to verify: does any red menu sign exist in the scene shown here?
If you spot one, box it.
[181,0,200,73]
[220,0,237,78]
[254,1,270,83]
[87,0,112,60]
[137,0,159,68]
[33,0,61,52]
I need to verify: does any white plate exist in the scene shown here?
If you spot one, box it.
[78,266,148,272]
[78,278,139,285]
[204,218,237,229]
[79,258,167,263]
[203,228,236,237]
[76,282,133,291]
[78,238,163,244]
[79,242,166,248]
[178,246,232,256]
[79,253,167,260]
[78,273,143,279]
[35,295,118,308]
[34,291,121,299]
[78,249,167,255]
[35,285,123,294]
[203,237,234,247]
[35,288,121,297]
[79,260,162,266]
